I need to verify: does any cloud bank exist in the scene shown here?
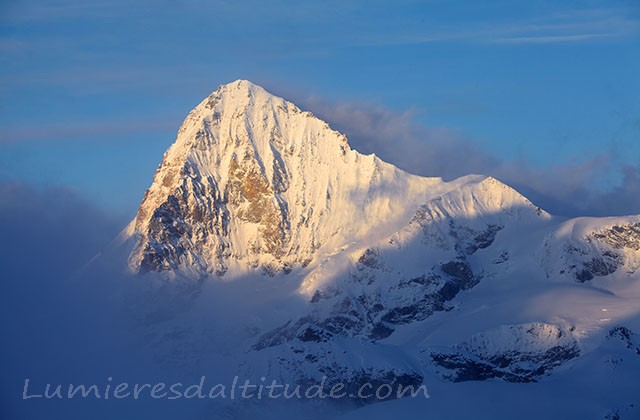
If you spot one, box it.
[0,183,144,419]
[0,183,331,419]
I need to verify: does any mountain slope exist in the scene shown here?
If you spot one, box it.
[107,80,640,418]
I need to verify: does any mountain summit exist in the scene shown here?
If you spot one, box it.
[125,80,544,280]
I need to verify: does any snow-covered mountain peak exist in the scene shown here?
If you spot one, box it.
[427,174,550,221]
[124,81,548,280]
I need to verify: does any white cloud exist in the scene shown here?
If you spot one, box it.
[352,7,640,47]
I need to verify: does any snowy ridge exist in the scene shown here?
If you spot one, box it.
[423,322,580,383]
[459,322,577,358]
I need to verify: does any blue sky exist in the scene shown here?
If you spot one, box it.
[1,0,639,218]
